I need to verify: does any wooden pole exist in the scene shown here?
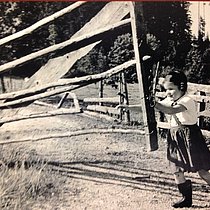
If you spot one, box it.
[0,128,145,145]
[0,76,6,93]
[0,60,135,101]
[99,80,104,106]
[129,2,158,151]
[122,72,130,123]
[118,73,124,120]
[0,18,131,75]
[0,1,87,46]
[197,91,206,127]
[57,92,69,108]
[0,60,136,109]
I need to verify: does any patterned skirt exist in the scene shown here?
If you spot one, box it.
[167,124,210,173]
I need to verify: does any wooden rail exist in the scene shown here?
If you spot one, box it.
[0,60,136,108]
[1,1,209,148]
[87,105,120,116]
[157,121,210,137]
[0,1,86,46]
[0,18,131,74]
[0,108,81,125]
[84,97,119,104]
[156,92,210,103]
[188,82,210,93]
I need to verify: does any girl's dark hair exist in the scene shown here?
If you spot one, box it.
[166,70,188,93]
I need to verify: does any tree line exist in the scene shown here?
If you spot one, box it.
[0,1,210,84]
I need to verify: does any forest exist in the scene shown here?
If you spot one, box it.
[0,1,210,84]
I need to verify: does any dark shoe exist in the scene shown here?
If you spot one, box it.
[172,180,192,208]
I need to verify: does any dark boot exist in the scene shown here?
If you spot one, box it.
[172,180,192,208]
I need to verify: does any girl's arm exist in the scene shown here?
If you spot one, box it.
[155,101,186,115]
[116,104,142,112]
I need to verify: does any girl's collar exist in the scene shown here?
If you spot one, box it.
[173,92,186,103]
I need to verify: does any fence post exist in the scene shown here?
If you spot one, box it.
[129,2,158,151]
[57,92,69,108]
[0,76,6,93]
[197,91,206,127]
[99,80,104,106]
[122,72,130,123]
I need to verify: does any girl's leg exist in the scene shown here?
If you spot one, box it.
[198,169,210,185]
[174,171,186,184]
[172,171,192,208]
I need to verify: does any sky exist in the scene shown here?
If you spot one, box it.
[189,1,210,37]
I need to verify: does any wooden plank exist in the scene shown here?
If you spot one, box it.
[0,127,145,145]
[130,2,158,151]
[87,105,107,112]
[84,97,119,104]
[0,84,80,109]
[157,121,170,129]
[0,18,130,75]
[198,110,210,117]
[0,108,81,125]
[189,95,210,103]
[34,101,57,108]
[0,60,135,100]
[87,105,120,115]
[201,130,210,137]
[83,110,120,122]
[158,78,210,94]
[24,2,130,88]
[0,2,86,46]
[157,121,210,138]
[56,92,80,109]
[156,92,210,103]
[0,60,136,108]
[188,82,210,94]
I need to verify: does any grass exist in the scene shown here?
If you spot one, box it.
[0,147,63,210]
[0,83,145,210]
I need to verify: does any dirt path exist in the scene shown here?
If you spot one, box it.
[1,104,210,210]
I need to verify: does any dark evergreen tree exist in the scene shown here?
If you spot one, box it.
[184,43,203,83]
[143,2,192,70]
[184,16,210,84]
[107,33,135,83]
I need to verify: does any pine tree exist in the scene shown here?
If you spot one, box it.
[143,2,192,70]
[107,33,135,82]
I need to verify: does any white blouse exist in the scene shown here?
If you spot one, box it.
[170,94,197,127]
[159,94,198,127]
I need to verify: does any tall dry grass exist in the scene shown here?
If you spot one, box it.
[0,147,62,210]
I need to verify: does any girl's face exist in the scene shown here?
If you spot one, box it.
[164,81,183,101]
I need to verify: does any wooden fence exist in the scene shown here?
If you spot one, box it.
[0,2,158,150]
[75,79,210,138]
[1,1,209,148]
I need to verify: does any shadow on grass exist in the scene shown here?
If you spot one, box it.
[47,160,210,208]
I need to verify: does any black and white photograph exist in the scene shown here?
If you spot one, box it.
[1,1,210,209]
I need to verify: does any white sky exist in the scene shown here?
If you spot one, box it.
[189,1,210,37]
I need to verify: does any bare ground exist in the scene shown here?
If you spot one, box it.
[1,104,210,210]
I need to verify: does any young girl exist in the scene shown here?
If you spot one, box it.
[155,70,210,208]
[117,70,210,208]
